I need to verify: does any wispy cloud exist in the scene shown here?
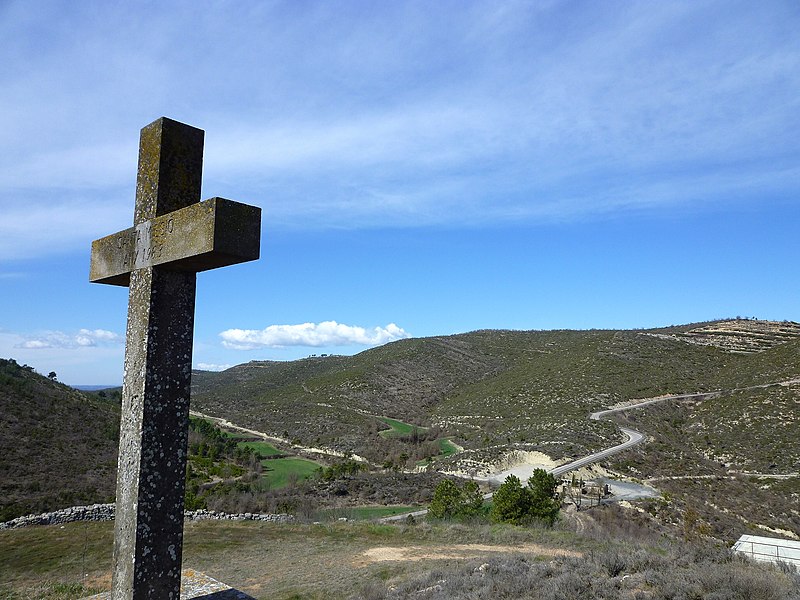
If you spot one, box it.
[1,1,798,260]
[220,321,410,350]
[0,196,131,261]
[14,328,121,350]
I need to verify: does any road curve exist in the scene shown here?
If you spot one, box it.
[540,392,719,477]
[383,404,654,521]
[550,426,644,476]
[381,388,737,521]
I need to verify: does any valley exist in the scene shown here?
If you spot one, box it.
[1,318,799,598]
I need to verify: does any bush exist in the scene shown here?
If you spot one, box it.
[527,468,560,526]
[429,479,484,520]
[318,460,366,481]
[490,469,560,526]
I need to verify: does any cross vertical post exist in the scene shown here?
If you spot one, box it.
[90,117,261,599]
[113,118,201,599]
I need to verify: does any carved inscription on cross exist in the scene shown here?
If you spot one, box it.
[90,117,260,599]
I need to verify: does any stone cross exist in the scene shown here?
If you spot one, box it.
[90,117,261,599]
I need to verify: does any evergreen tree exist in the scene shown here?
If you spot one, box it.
[490,470,561,525]
[429,479,486,519]
[490,474,532,525]
[429,479,464,519]
[527,468,560,525]
[460,480,484,517]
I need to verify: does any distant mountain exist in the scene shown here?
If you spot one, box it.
[71,384,121,391]
[0,358,119,521]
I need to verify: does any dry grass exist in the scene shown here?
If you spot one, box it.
[2,515,798,600]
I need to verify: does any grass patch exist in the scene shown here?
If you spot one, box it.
[218,429,248,440]
[438,438,459,457]
[377,417,426,438]
[260,457,320,489]
[237,440,283,457]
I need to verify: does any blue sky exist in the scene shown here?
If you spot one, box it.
[1,1,798,384]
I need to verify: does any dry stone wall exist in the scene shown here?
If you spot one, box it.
[0,504,293,531]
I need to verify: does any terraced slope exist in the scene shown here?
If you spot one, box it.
[644,319,800,353]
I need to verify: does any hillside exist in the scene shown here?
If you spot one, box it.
[191,319,800,472]
[608,379,800,540]
[0,359,119,521]
[3,318,798,539]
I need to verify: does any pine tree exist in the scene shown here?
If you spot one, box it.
[490,474,532,525]
[527,468,560,525]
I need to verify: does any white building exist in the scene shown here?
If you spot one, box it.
[733,535,800,570]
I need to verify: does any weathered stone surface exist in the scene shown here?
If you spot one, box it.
[114,267,196,599]
[90,197,261,287]
[89,117,261,600]
[83,570,256,600]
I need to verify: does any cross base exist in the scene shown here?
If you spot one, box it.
[82,569,255,600]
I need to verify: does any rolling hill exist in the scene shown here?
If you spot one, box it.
[2,318,798,540]
[191,319,800,473]
[0,358,120,521]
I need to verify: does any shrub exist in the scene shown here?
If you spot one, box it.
[491,469,561,525]
[491,474,531,525]
[429,479,485,520]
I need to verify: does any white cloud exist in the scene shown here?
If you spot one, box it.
[220,321,410,350]
[18,339,51,349]
[195,362,233,372]
[15,328,121,350]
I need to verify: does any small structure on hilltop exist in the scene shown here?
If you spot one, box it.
[733,535,800,570]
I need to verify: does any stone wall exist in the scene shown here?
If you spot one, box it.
[0,504,294,531]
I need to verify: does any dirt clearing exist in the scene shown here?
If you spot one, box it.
[356,543,581,565]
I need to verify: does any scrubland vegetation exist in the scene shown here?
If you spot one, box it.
[2,319,799,598]
[0,359,119,522]
[2,505,798,599]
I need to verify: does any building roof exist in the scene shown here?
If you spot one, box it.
[733,535,800,569]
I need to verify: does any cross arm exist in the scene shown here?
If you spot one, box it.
[90,197,261,286]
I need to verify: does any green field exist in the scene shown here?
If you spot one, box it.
[237,440,283,457]
[219,429,247,440]
[377,416,426,438]
[260,457,320,489]
[438,438,459,457]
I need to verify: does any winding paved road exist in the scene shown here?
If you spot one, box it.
[383,391,720,521]
[548,392,719,476]
[549,426,645,476]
